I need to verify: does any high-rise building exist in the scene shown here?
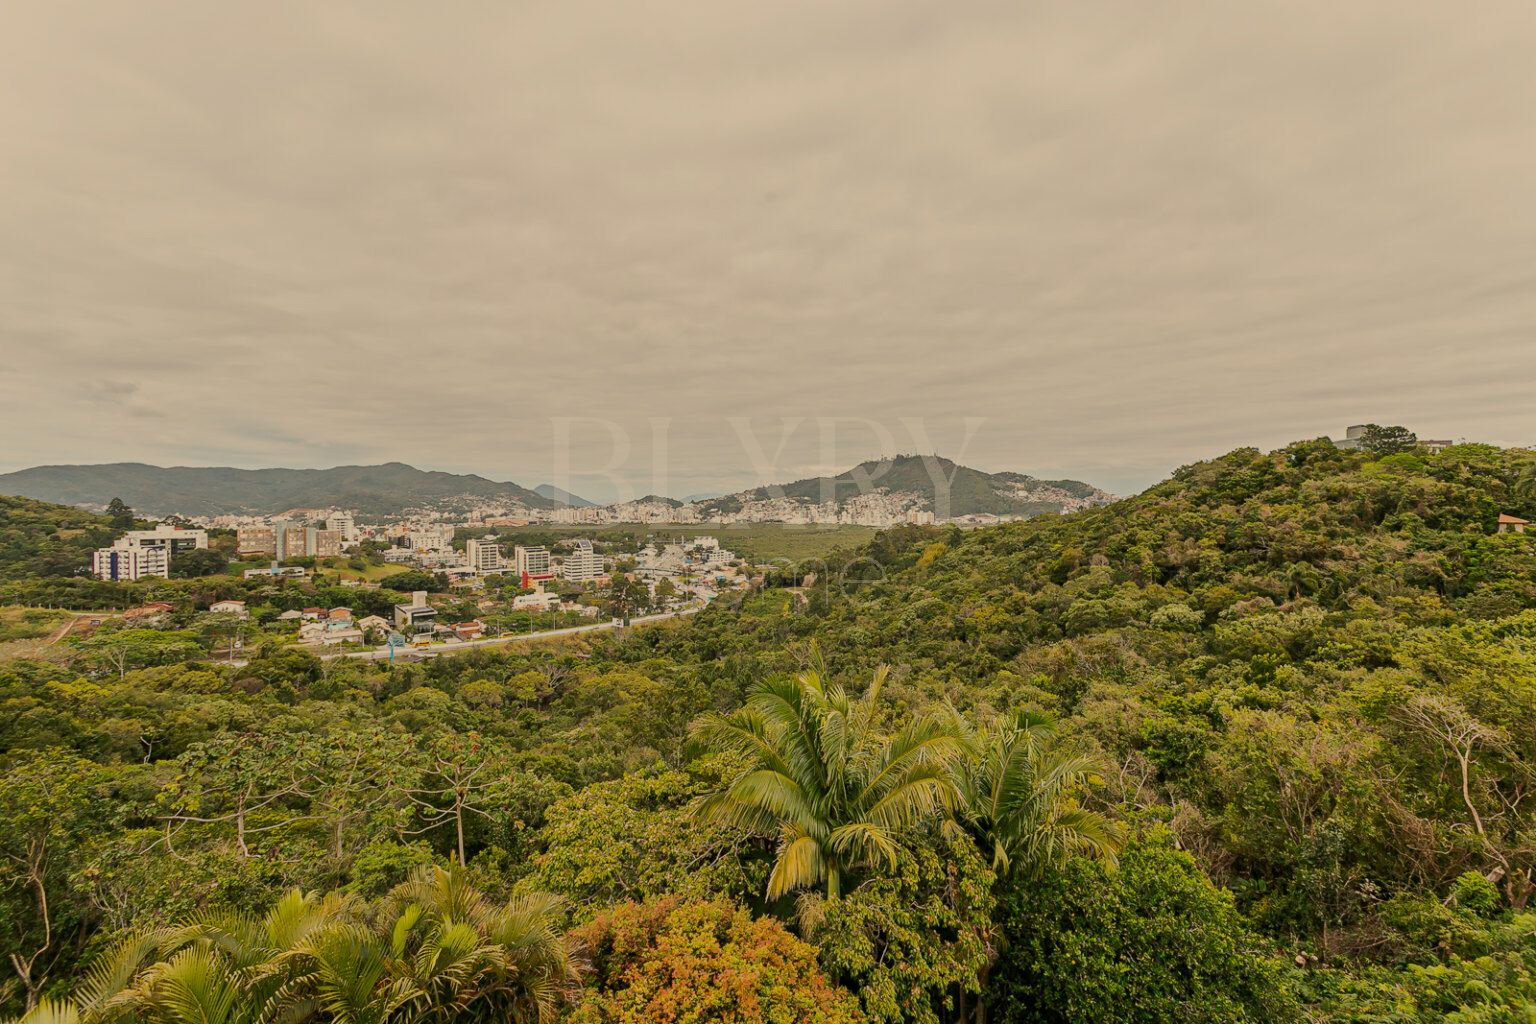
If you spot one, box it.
[237,525,277,557]
[282,525,310,561]
[560,539,604,582]
[325,512,358,542]
[465,536,505,573]
[312,529,342,558]
[92,541,169,581]
[514,545,554,580]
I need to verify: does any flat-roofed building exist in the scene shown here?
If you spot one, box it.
[92,541,169,581]
[465,536,505,573]
[514,545,554,580]
[123,526,207,554]
[393,590,437,634]
[409,529,454,552]
[282,525,310,561]
[313,529,342,558]
[237,525,277,557]
[560,539,604,582]
[325,512,358,542]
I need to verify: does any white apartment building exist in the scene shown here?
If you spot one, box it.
[325,512,358,542]
[409,529,454,553]
[464,536,506,573]
[553,506,605,525]
[123,526,208,554]
[92,541,170,581]
[560,538,604,582]
[514,545,554,580]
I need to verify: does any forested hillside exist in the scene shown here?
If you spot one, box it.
[0,496,121,582]
[4,439,1536,1023]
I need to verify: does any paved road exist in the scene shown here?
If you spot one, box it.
[326,601,709,662]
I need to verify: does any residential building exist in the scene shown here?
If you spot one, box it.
[93,542,169,581]
[312,529,342,558]
[560,538,604,582]
[325,512,358,542]
[282,525,310,561]
[394,590,437,634]
[465,536,506,573]
[514,545,555,580]
[451,620,486,641]
[357,615,391,636]
[236,525,277,557]
[209,600,247,617]
[1498,514,1529,534]
[409,529,454,552]
[122,526,208,554]
[553,506,604,525]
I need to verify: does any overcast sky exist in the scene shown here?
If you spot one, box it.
[3,2,1534,501]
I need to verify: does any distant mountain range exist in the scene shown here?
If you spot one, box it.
[533,483,597,508]
[0,455,1114,520]
[0,462,555,517]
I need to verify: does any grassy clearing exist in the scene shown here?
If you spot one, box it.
[0,605,74,643]
[318,560,413,582]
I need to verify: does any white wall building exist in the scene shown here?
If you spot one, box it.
[409,529,454,552]
[123,526,208,554]
[514,545,554,580]
[325,512,358,542]
[560,538,605,582]
[92,541,169,581]
[464,536,506,573]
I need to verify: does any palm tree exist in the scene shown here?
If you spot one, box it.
[9,869,576,1024]
[692,648,964,899]
[952,710,1125,879]
[1515,460,1536,503]
[384,866,578,1023]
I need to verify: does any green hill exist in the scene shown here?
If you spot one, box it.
[0,494,120,581]
[0,462,556,518]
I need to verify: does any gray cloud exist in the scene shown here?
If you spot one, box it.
[2,1,1534,500]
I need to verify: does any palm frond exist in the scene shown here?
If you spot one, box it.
[766,832,825,900]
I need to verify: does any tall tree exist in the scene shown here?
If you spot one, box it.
[692,648,963,898]
[1357,424,1418,456]
[952,711,1125,879]
[104,498,134,529]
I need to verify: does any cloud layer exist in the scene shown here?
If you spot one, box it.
[2,1,1534,499]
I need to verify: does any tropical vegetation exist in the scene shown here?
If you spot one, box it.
[4,435,1536,1021]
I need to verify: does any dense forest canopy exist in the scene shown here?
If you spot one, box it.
[3,437,1536,1022]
